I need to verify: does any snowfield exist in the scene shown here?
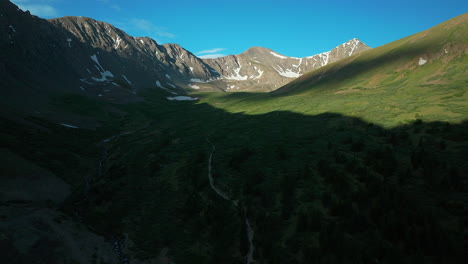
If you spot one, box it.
[167,96,198,101]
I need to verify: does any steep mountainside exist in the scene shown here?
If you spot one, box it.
[0,1,106,110]
[200,13,467,127]
[1,0,218,115]
[275,13,467,98]
[49,16,219,91]
[1,0,370,114]
[48,16,370,93]
[199,39,370,91]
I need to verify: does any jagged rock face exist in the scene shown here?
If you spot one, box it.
[1,0,370,106]
[197,39,370,91]
[49,16,220,90]
[0,1,157,109]
[49,16,186,95]
[0,0,92,109]
[161,43,219,81]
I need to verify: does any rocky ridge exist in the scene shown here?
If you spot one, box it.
[1,0,370,110]
[199,39,370,91]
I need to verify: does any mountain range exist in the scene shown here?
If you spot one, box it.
[1,0,369,115]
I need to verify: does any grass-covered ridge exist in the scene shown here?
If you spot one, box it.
[194,13,467,128]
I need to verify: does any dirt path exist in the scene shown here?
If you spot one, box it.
[206,138,255,263]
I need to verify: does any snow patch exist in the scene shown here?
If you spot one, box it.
[190,78,206,83]
[90,55,105,72]
[167,96,198,101]
[156,81,177,94]
[167,83,176,88]
[348,38,360,56]
[67,38,72,47]
[9,25,16,33]
[60,123,79,129]
[80,78,92,84]
[189,84,200,89]
[227,85,237,91]
[418,57,427,65]
[139,39,144,44]
[306,52,330,66]
[165,74,171,79]
[224,65,248,81]
[113,36,122,49]
[318,51,330,66]
[92,71,114,82]
[273,65,301,78]
[270,51,287,59]
[89,54,115,82]
[156,81,164,88]
[122,74,132,85]
[251,68,264,80]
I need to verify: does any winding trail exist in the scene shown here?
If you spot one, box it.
[206,138,254,264]
[207,139,238,206]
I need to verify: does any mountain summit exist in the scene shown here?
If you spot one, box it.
[196,39,370,91]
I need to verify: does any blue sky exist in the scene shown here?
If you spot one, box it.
[11,0,468,58]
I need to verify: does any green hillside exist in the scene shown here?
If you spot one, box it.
[197,13,468,127]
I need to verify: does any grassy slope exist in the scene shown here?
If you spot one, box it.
[2,78,466,263]
[81,90,467,263]
[195,13,467,128]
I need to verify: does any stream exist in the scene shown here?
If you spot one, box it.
[207,138,255,264]
[99,132,133,264]
[73,131,133,264]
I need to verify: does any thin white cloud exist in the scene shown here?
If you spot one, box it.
[11,0,59,18]
[110,4,121,11]
[15,4,58,18]
[128,18,175,38]
[96,0,121,11]
[197,48,226,55]
[198,53,227,59]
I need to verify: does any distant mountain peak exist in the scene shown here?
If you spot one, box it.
[198,38,371,91]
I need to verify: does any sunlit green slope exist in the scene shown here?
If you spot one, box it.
[198,13,468,127]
